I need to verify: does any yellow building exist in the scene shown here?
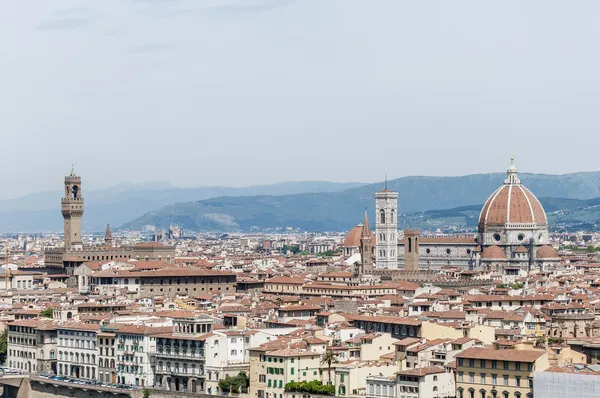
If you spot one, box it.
[455,347,549,398]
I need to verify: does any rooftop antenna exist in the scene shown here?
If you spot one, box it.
[385,174,388,190]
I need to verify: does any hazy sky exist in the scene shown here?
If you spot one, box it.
[2,0,600,198]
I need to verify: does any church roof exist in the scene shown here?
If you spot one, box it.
[343,224,376,247]
[478,158,547,232]
[481,245,507,260]
[537,245,560,259]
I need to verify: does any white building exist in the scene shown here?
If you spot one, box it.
[57,323,100,380]
[7,318,56,373]
[205,329,286,395]
[393,366,454,398]
[114,324,163,387]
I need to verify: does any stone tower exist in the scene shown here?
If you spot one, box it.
[62,167,84,250]
[404,229,420,271]
[359,208,374,275]
[375,187,398,269]
[104,224,113,247]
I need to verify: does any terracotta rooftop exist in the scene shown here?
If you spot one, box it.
[456,347,545,363]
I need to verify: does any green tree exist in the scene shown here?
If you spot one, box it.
[40,308,53,319]
[0,329,7,363]
[218,371,249,393]
[142,389,150,398]
[320,349,338,384]
[284,380,335,396]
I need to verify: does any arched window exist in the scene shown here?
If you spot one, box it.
[433,386,438,392]
[391,209,395,222]
[408,237,412,253]
[433,375,438,382]
[379,209,385,224]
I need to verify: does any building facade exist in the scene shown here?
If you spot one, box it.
[375,189,398,269]
[57,324,100,380]
[455,348,549,398]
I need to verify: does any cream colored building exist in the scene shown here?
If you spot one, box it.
[335,360,399,398]
[249,346,322,398]
[455,347,549,398]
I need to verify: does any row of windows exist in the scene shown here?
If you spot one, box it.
[267,380,283,388]
[378,249,397,257]
[9,360,35,372]
[58,338,97,349]
[58,351,96,364]
[458,372,533,388]
[58,330,95,337]
[147,286,230,293]
[378,232,397,242]
[458,359,533,372]
[9,350,37,359]
[99,347,115,356]
[8,337,36,346]
[15,280,33,289]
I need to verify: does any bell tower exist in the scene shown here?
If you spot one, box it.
[375,183,398,269]
[62,166,84,250]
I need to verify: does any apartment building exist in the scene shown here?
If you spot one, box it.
[259,348,322,398]
[114,324,166,387]
[154,314,213,393]
[97,328,117,383]
[6,318,56,373]
[57,323,100,379]
[455,348,549,398]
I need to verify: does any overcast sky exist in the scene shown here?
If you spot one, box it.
[2,0,599,198]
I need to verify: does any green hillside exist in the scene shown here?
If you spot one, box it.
[120,173,600,232]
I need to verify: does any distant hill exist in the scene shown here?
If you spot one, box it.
[0,181,363,233]
[401,197,600,232]
[120,172,600,233]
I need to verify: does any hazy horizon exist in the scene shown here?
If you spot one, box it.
[3,0,600,198]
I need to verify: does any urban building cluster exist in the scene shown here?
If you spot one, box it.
[2,164,600,398]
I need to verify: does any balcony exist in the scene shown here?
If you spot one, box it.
[155,368,205,378]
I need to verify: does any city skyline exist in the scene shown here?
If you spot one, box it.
[2,0,600,197]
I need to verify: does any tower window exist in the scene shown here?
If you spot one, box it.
[379,209,385,224]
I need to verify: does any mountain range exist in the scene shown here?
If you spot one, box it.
[0,181,363,233]
[4,172,600,233]
[120,172,600,233]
